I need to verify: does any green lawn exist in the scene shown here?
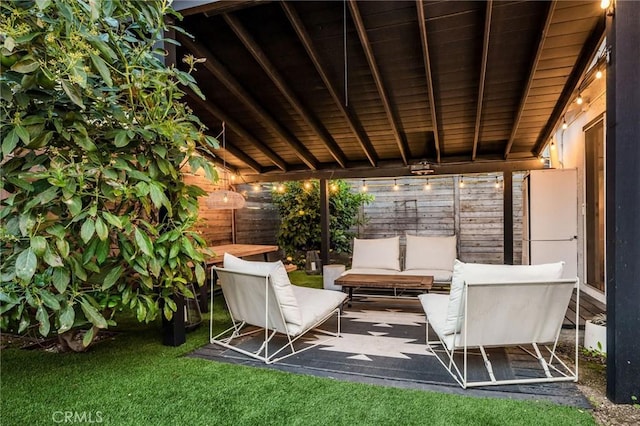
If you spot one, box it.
[1,272,595,425]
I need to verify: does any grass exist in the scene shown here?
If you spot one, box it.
[1,272,596,426]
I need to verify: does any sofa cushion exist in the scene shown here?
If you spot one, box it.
[404,235,457,273]
[351,237,400,271]
[288,286,347,336]
[399,268,453,283]
[443,260,565,335]
[223,253,302,326]
[342,268,400,276]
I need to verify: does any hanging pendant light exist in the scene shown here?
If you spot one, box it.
[206,122,246,210]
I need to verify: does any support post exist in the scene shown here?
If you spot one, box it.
[162,294,186,347]
[605,0,640,404]
[320,178,330,266]
[503,171,514,265]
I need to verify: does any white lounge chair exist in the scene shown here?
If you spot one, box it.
[420,260,579,388]
[210,255,346,364]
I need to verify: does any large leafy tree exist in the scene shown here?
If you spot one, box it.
[272,180,372,265]
[0,0,218,349]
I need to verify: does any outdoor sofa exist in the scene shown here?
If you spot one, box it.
[419,260,579,388]
[342,235,457,285]
[210,253,346,364]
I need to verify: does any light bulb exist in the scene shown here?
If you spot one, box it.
[361,180,368,192]
[277,184,285,193]
[495,178,500,189]
[459,178,465,188]
[576,95,583,105]
[601,0,610,10]
[223,193,229,203]
[540,157,546,164]
[304,181,311,190]
[550,141,556,150]
[596,70,603,79]
[230,174,236,182]
[253,184,260,192]
[330,183,338,192]
[562,117,568,130]
[424,181,431,191]
[393,180,399,191]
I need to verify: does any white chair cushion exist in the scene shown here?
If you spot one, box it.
[342,268,400,276]
[351,237,400,271]
[288,286,347,336]
[399,268,453,283]
[223,253,302,326]
[404,234,456,272]
[443,260,565,335]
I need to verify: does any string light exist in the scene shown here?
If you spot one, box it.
[393,179,399,191]
[330,182,338,192]
[424,179,431,191]
[540,157,546,164]
[253,184,260,192]
[361,180,368,192]
[595,70,603,79]
[495,176,501,189]
[223,193,229,203]
[576,94,583,105]
[600,0,610,10]
[562,116,568,130]
[459,177,465,188]
[303,181,312,190]
[550,139,556,150]
[277,184,285,193]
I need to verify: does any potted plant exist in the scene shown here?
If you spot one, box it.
[584,313,607,354]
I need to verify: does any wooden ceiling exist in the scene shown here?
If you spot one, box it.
[176,1,605,182]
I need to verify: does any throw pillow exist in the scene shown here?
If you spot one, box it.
[351,236,400,271]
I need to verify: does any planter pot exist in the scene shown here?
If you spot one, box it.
[584,320,607,354]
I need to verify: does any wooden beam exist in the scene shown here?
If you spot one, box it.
[416,0,441,164]
[223,13,347,168]
[349,0,410,165]
[533,16,606,156]
[178,34,319,170]
[605,1,640,403]
[472,0,492,161]
[282,2,378,167]
[240,158,545,183]
[504,1,556,160]
[185,88,287,171]
[320,179,330,267]
[502,171,513,265]
[175,0,261,17]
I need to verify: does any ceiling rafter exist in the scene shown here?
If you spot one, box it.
[534,16,606,157]
[348,0,410,165]
[178,34,319,170]
[281,2,379,168]
[416,0,441,164]
[223,13,347,168]
[184,88,287,172]
[503,1,556,160]
[472,0,493,161]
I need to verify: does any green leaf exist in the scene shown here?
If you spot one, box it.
[80,218,95,243]
[134,228,153,256]
[2,129,18,157]
[102,211,122,229]
[149,182,169,210]
[55,238,70,258]
[80,300,107,329]
[15,125,30,145]
[46,224,66,239]
[15,248,37,281]
[30,236,47,256]
[52,267,70,293]
[113,129,130,147]
[58,304,75,333]
[36,0,52,10]
[43,246,63,267]
[36,304,50,336]
[61,80,85,109]
[18,316,30,333]
[66,196,82,216]
[82,326,95,348]
[102,265,123,290]
[94,216,108,241]
[96,239,109,264]
[195,263,205,286]
[89,52,113,87]
[39,289,60,310]
[11,56,39,73]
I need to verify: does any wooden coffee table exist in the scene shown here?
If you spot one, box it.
[334,273,434,306]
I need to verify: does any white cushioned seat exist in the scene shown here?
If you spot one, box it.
[224,253,302,326]
[342,268,401,276]
[351,236,400,271]
[287,286,347,336]
[404,235,457,276]
[399,268,453,283]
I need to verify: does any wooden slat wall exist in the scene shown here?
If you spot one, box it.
[191,172,524,265]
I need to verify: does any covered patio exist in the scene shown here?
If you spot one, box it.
[173,0,638,403]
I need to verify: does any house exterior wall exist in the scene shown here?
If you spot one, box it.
[549,73,606,303]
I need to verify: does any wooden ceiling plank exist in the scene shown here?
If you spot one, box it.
[349,0,410,165]
[281,2,379,167]
[178,34,319,170]
[185,88,287,171]
[416,0,441,164]
[533,16,605,156]
[223,13,348,168]
[472,0,492,161]
[504,1,556,159]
